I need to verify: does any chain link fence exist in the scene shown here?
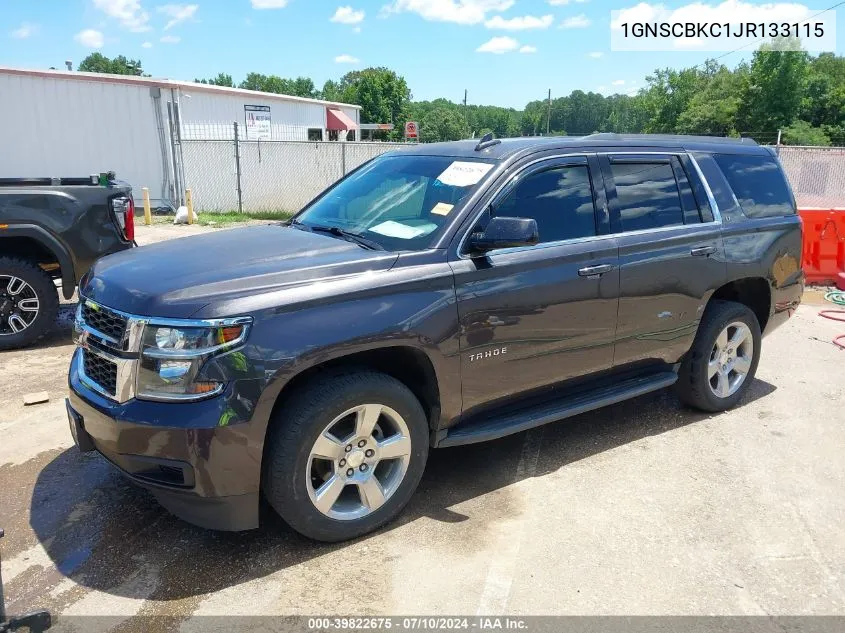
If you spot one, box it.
[776,146,845,209]
[179,124,845,214]
[181,122,410,213]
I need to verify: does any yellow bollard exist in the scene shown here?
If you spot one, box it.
[142,187,152,225]
[186,188,194,225]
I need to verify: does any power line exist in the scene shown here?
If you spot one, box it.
[689,0,845,70]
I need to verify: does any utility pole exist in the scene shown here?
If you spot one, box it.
[546,89,551,136]
[463,89,467,107]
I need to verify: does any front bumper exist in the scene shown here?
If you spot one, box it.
[68,348,262,531]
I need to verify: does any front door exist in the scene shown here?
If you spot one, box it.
[450,155,620,415]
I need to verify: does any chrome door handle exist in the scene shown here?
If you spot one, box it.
[690,245,717,257]
[578,264,614,277]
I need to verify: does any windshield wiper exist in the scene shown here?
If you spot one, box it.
[307,224,385,251]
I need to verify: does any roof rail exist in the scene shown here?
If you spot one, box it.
[581,133,758,146]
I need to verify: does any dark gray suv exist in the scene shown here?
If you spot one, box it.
[67,134,803,542]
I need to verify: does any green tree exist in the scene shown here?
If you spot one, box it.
[738,42,809,140]
[336,67,411,139]
[781,120,831,146]
[675,65,746,136]
[237,73,318,98]
[195,73,235,87]
[419,106,469,143]
[78,53,145,75]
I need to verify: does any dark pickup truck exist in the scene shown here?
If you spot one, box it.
[0,174,135,349]
[67,135,803,542]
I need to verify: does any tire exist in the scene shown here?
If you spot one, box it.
[263,371,429,542]
[0,256,59,350]
[675,300,762,412]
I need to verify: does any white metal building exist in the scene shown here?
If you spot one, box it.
[0,66,361,207]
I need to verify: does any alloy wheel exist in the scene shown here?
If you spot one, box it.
[0,275,40,336]
[306,404,413,521]
[708,321,753,398]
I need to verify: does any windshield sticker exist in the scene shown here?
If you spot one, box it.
[436,162,494,188]
[431,202,454,216]
[369,220,437,239]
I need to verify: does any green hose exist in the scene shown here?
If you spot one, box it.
[825,291,845,306]
[821,291,845,350]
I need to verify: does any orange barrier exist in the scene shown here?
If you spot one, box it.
[798,208,845,286]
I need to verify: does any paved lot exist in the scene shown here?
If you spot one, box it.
[1,222,844,629]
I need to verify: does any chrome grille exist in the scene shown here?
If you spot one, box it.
[81,301,127,342]
[82,349,118,396]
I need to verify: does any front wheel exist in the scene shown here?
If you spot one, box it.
[675,300,762,412]
[263,372,429,542]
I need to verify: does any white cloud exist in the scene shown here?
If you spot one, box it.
[587,51,603,58]
[548,0,589,5]
[331,6,365,24]
[158,4,198,30]
[382,0,515,25]
[93,0,150,32]
[251,0,289,8]
[335,54,360,63]
[141,41,153,47]
[612,79,625,85]
[560,13,591,28]
[11,23,38,39]
[485,14,553,30]
[160,34,180,43]
[476,35,519,53]
[75,28,105,48]
[519,45,537,53]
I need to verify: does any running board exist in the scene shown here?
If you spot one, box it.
[438,371,678,447]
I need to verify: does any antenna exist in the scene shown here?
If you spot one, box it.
[475,132,501,152]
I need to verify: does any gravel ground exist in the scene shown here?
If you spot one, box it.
[0,221,843,631]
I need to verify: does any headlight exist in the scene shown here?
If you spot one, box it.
[136,319,251,401]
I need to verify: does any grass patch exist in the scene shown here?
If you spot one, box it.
[196,210,295,226]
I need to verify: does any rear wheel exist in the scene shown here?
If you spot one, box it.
[0,257,59,350]
[263,371,429,542]
[675,300,761,412]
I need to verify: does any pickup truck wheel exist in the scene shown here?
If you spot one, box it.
[263,371,429,542]
[676,300,761,412]
[0,257,59,350]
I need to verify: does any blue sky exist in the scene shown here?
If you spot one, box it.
[2,0,842,109]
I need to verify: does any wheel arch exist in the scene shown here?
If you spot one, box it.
[709,277,771,332]
[265,345,443,436]
[0,226,76,299]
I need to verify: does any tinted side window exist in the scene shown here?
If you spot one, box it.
[610,162,684,232]
[495,165,596,243]
[671,157,701,224]
[713,153,795,218]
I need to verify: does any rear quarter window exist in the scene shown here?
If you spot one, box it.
[713,153,796,218]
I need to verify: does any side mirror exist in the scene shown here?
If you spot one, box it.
[468,216,539,254]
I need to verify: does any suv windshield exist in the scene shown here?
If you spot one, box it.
[293,154,496,251]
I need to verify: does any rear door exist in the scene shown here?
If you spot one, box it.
[450,155,620,414]
[599,152,727,368]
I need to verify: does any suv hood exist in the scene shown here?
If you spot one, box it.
[80,224,399,318]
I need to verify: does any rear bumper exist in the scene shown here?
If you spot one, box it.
[764,277,804,336]
[67,350,263,531]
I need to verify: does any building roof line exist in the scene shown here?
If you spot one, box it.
[0,66,362,110]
